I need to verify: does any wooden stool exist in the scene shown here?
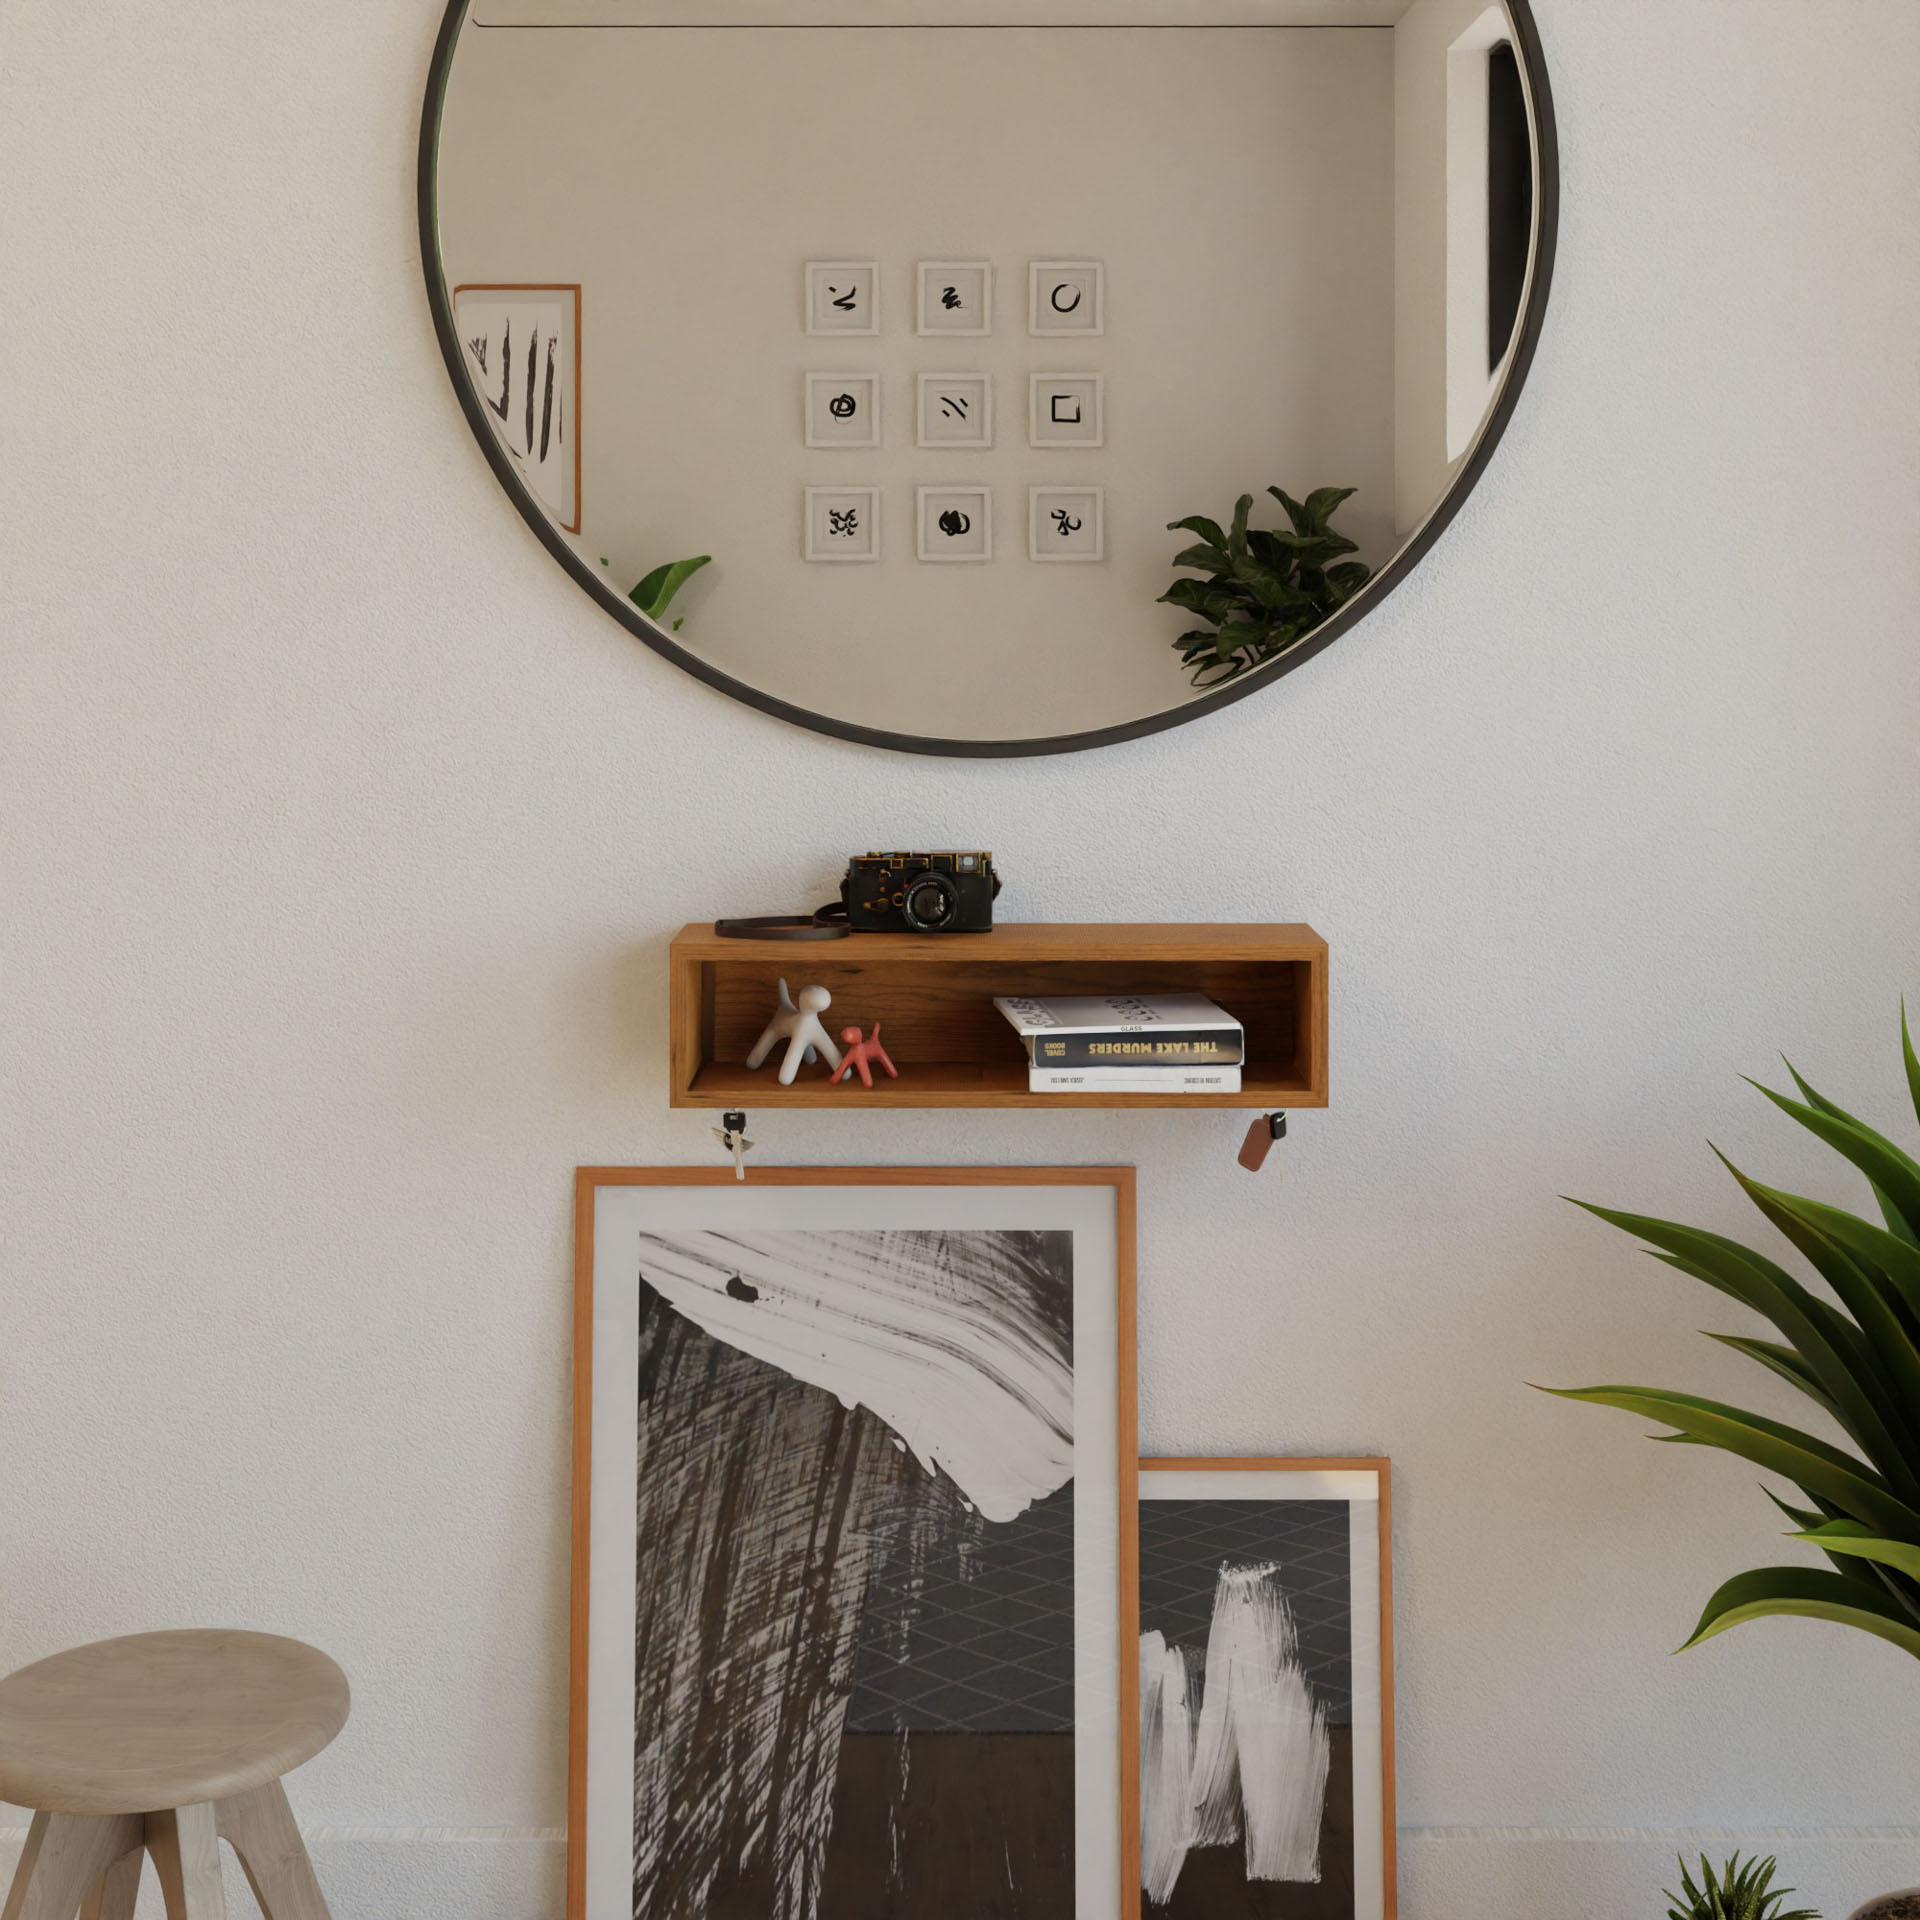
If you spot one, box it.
[0,1630,348,1920]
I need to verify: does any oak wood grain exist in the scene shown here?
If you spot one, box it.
[217,1781,334,1920]
[145,1806,225,1920]
[669,923,1329,1110]
[1,1814,142,1920]
[0,1632,348,1815]
[77,1846,141,1920]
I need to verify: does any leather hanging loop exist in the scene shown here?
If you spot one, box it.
[1238,1112,1287,1173]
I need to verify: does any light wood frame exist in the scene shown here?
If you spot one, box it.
[1136,1456,1395,1920]
[571,1165,1139,1920]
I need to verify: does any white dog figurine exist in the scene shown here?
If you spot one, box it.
[745,979,843,1086]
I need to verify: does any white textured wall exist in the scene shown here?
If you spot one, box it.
[2,3,1918,1917]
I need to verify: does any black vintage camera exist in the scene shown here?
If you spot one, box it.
[842,851,1000,934]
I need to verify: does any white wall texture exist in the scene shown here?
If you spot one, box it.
[1,3,1917,1917]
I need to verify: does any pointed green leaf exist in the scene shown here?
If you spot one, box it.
[1543,1384,1920,1539]
[1158,578,1220,614]
[1772,1067,1920,1247]
[1169,543,1231,575]
[1758,1189,1920,1332]
[1679,1563,1920,1659]
[1724,1161,1920,1495]
[1791,1519,1920,1582]
[1577,1201,1904,1464]
[1303,484,1358,530]
[631,554,711,622]
[1226,494,1253,565]
[1268,486,1313,535]
[1905,1001,1920,1134]
[1166,514,1227,549]
[1705,1333,1833,1412]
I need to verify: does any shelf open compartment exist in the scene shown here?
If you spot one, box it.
[668,922,1328,1109]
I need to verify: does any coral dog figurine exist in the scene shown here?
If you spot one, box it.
[832,1023,897,1088]
[745,979,843,1086]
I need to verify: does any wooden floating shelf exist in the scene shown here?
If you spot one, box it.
[668,922,1328,1111]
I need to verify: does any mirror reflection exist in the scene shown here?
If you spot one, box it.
[425,0,1551,750]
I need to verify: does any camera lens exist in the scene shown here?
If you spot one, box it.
[901,872,958,932]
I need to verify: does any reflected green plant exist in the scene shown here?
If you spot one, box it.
[600,554,712,633]
[1159,487,1372,688]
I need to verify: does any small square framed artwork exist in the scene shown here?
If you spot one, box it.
[805,373,882,449]
[917,373,993,450]
[1031,374,1105,449]
[1030,487,1105,562]
[918,261,993,336]
[804,487,881,563]
[1137,1458,1395,1920]
[1030,260,1104,336]
[805,260,880,335]
[917,487,992,563]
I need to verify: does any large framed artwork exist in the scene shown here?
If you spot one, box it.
[1137,1459,1395,1920]
[572,1167,1139,1920]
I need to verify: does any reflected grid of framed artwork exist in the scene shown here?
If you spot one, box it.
[1138,1459,1395,1920]
[796,260,1110,564]
[572,1167,1138,1920]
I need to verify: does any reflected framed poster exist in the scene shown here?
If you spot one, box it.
[572,1167,1138,1920]
[450,282,580,531]
[1137,1459,1394,1920]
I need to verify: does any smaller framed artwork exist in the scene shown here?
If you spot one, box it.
[1031,373,1106,450]
[804,486,881,563]
[917,486,992,563]
[1030,260,1105,336]
[1030,487,1105,563]
[917,372,993,450]
[805,372,882,449]
[918,261,993,336]
[805,260,880,335]
[1137,1458,1395,1920]
[452,283,582,531]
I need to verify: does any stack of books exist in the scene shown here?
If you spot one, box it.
[994,992,1244,1094]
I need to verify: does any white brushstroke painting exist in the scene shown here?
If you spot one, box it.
[1139,1562,1332,1906]
[452,287,578,528]
[633,1228,1073,1523]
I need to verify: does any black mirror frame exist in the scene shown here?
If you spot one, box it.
[417,0,1559,760]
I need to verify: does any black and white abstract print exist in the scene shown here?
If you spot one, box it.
[629,1228,1077,1920]
[1138,1501,1354,1920]
[452,288,576,527]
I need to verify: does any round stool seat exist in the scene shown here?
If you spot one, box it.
[0,1629,349,1814]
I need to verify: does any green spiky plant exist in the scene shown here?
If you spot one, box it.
[1160,487,1373,688]
[1548,1010,1920,1664]
[1665,1852,1818,1920]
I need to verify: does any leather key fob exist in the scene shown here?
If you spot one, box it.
[1238,1112,1286,1172]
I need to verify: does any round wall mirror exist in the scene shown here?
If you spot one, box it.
[420,0,1557,756]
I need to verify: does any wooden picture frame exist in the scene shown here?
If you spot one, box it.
[1135,1458,1394,1920]
[572,1167,1139,1920]
[450,283,581,532]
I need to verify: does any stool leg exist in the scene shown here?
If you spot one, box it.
[79,1850,143,1920]
[144,1807,225,1920]
[2,1813,143,1920]
[214,1783,330,1920]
